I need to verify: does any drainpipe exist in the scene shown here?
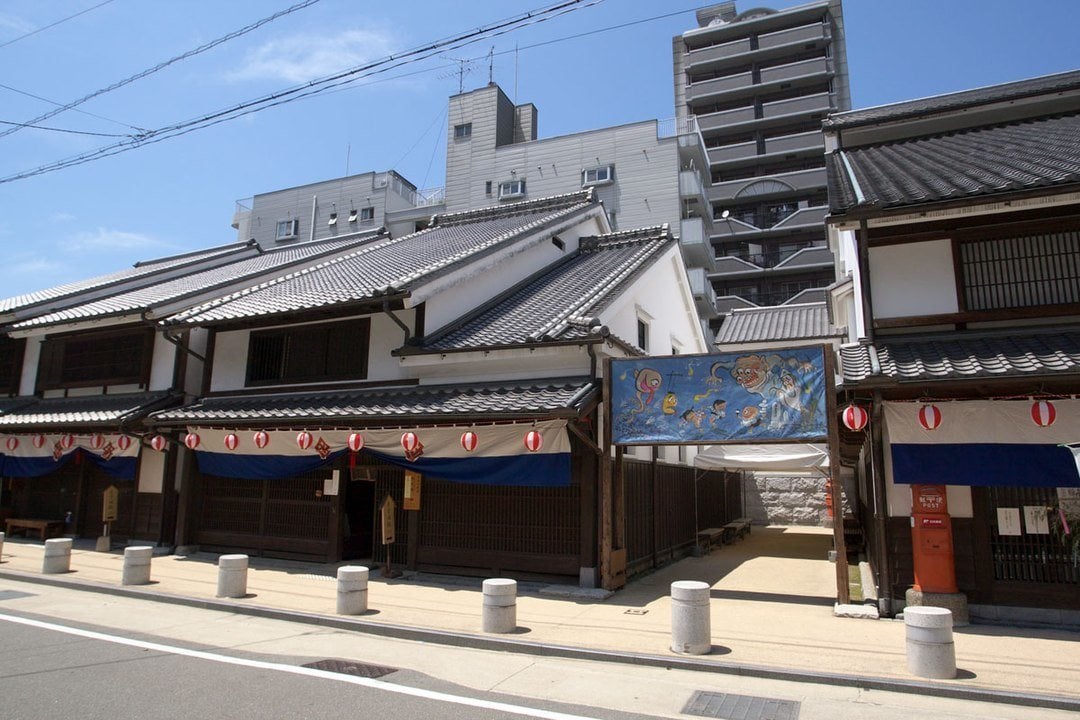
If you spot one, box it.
[141,311,205,363]
[382,298,410,343]
[856,218,875,343]
[310,194,318,243]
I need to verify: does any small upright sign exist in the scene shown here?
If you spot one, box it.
[380,495,396,546]
[403,471,421,511]
[102,485,120,523]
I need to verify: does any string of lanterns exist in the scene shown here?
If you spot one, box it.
[839,399,1060,432]
[166,427,546,455]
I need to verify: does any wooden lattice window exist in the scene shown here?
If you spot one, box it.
[0,336,25,395]
[959,230,1080,311]
[37,327,153,390]
[246,318,369,385]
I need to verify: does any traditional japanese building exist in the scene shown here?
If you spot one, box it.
[825,70,1080,624]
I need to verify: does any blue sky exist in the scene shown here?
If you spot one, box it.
[0,0,1077,300]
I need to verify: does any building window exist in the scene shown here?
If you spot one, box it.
[360,207,375,222]
[485,181,492,196]
[498,179,526,200]
[276,219,299,240]
[327,213,338,227]
[348,209,358,223]
[37,328,153,390]
[636,319,649,352]
[246,318,370,386]
[959,230,1080,311]
[0,336,25,395]
[454,123,472,139]
[582,165,614,187]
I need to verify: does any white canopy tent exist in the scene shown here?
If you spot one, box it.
[694,443,829,472]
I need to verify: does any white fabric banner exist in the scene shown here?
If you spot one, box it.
[884,399,1080,445]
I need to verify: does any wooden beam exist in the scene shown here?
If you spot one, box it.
[824,345,851,604]
[599,357,614,590]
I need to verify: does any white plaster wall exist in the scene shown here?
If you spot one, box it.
[19,337,41,395]
[149,334,175,391]
[420,214,604,333]
[184,328,210,395]
[137,449,165,494]
[210,312,412,393]
[868,239,958,319]
[406,345,591,385]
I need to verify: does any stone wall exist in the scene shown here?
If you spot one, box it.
[742,473,830,526]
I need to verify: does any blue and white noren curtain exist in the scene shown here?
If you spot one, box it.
[0,433,140,480]
[187,420,573,486]
[885,400,1080,487]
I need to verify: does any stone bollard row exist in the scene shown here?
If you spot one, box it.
[122,546,154,586]
[336,566,369,615]
[670,580,712,655]
[216,554,249,598]
[905,606,956,679]
[42,538,73,574]
[482,578,517,633]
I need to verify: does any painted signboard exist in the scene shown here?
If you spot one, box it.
[610,347,828,445]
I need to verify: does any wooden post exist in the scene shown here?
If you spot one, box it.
[599,358,614,590]
[824,345,850,604]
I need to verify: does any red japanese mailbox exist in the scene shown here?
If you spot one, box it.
[910,484,958,594]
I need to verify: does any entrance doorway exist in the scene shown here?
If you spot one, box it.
[343,469,376,560]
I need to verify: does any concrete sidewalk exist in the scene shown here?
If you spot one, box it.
[1,526,1077,707]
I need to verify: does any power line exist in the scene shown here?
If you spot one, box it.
[0,0,596,185]
[0,0,323,141]
[0,0,116,51]
[0,81,144,132]
[0,118,129,138]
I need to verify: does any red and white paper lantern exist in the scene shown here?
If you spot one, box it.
[347,432,365,452]
[253,430,270,449]
[32,434,47,449]
[90,434,105,450]
[401,431,419,453]
[184,432,201,450]
[60,434,75,450]
[524,430,543,452]
[224,433,240,451]
[1031,400,1056,427]
[5,437,18,452]
[116,435,132,452]
[150,434,168,452]
[460,430,478,452]
[917,404,942,431]
[841,404,869,432]
[296,431,313,450]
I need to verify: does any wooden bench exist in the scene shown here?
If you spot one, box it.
[696,527,725,553]
[722,517,752,544]
[5,518,65,540]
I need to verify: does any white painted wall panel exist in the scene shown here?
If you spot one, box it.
[868,240,958,319]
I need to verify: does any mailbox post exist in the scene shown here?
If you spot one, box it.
[906,484,968,624]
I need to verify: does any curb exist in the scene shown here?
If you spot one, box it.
[1,567,1077,712]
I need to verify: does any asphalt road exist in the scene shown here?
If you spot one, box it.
[0,612,650,720]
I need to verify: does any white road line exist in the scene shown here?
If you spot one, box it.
[0,612,600,720]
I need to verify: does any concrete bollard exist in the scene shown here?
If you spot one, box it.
[216,554,249,598]
[670,580,712,655]
[336,566,369,615]
[122,546,154,585]
[42,538,73,574]
[905,606,956,679]
[482,578,517,633]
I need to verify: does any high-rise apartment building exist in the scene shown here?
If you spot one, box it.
[673,0,850,324]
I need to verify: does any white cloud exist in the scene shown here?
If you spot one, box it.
[0,12,35,37]
[228,28,398,84]
[65,227,171,253]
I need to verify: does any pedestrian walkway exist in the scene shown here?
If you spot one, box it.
[1,526,1077,705]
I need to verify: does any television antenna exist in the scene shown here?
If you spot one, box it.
[438,55,474,93]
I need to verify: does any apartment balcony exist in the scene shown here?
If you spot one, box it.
[715,206,829,239]
[764,129,824,155]
[679,170,713,222]
[687,266,720,318]
[707,139,757,165]
[696,106,756,134]
[709,166,827,203]
[760,56,830,85]
[684,36,753,69]
[674,116,710,178]
[761,91,833,120]
[711,244,832,277]
[686,70,754,103]
[758,22,827,51]
[679,217,716,273]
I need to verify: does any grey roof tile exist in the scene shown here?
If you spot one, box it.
[150,379,598,425]
[417,227,673,352]
[840,329,1080,384]
[0,391,177,428]
[715,302,839,345]
[0,241,255,315]
[12,235,380,329]
[824,70,1080,130]
[828,113,1080,214]
[165,191,598,327]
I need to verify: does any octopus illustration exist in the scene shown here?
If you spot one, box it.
[631,368,662,413]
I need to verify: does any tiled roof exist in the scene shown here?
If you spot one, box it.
[827,113,1080,214]
[164,191,598,327]
[823,70,1080,130]
[840,329,1080,384]
[150,379,598,425]
[417,227,673,352]
[0,241,255,315]
[0,391,177,428]
[715,302,839,346]
[11,235,379,329]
